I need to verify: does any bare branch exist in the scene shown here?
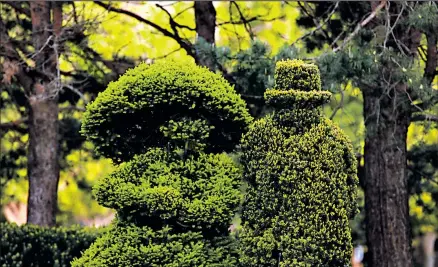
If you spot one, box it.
[292,2,339,47]
[93,1,195,58]
[0,119,28,133]
[155,4,195,31]
[231,2,254,40]
[334,0,387,53]
[411,113,438,122]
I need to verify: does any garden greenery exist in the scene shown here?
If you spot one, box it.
[81,60,252,163]
[239,59,359,266]
[0,223,101,267]
[74,60,251,266]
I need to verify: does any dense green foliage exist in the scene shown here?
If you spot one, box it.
[76,60,250,266]
[92,148,242,231]
[239,60,359,266]
[0,222,102,267]
[81,60,252,163]
[72,216,238,267]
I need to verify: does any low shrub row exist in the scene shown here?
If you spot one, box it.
[0,222,104,267]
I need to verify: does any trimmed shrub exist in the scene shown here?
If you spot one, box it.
[75,60,251,266]
[81,60,252,163]
[239,59,359,266]
[91,148,242,231]
[0,222,102,267]
[72,213,239,267]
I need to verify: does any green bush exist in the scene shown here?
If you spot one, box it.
[91,148,241,231]
[0,222,102,267]
[72,215,239,267]
[239,59,359,266]
[76,60,251,266]
[81,60,252,163]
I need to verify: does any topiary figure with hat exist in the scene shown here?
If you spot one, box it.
[239,59,358,267]
[72,60,252,266]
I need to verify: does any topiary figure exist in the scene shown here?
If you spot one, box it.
[73,60,252,266]
[239,59,358,267]
[81,60,252,163]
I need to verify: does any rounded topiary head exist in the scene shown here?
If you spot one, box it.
[265,59,331,109]
[81,60,252,162]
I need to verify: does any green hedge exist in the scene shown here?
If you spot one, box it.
[0,222,103,267]
[72,220,239,267]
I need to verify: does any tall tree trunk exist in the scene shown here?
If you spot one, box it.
[194,1,216,70]
[363,83,413,267]
[27,1,61,226]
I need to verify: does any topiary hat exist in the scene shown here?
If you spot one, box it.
[264,59,332,109]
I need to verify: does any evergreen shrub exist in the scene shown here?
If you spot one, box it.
[239,59,359,267]
[75,60,251,266]
[81,60,252,163]
[0,222,101,267]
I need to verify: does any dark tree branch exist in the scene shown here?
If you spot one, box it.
[424,32,437,85]
[94,1,195,58]
[412,90,438,111]
[411,113,438,122]
[0,119,28,133]
[231,1,254,40]
[4,2,30,17]
[297,1,335,43]
[334,0,387,53]
[293,2,339,47]
[155,4,195,31]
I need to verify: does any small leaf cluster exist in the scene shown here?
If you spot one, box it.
[160,118,214,153]
[81,60,252,163]
[0,222,103,267]
[239,60,358,266]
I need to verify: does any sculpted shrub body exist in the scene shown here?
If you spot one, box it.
[239,60,358,266]
[74,60,251,266]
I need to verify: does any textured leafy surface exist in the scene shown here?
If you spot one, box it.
[77,61,249,266]
[81,60,252,163]
[239,60,359,266]
[0,223,102,267]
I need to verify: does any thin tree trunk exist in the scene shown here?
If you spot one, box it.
[27,1,61,226]
[194,1,216,70]
[363,84,413,267]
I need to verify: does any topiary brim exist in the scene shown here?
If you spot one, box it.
[264,89,332,109]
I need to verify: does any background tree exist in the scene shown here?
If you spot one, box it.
[1,0,63,226]
[0,1,135,225]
